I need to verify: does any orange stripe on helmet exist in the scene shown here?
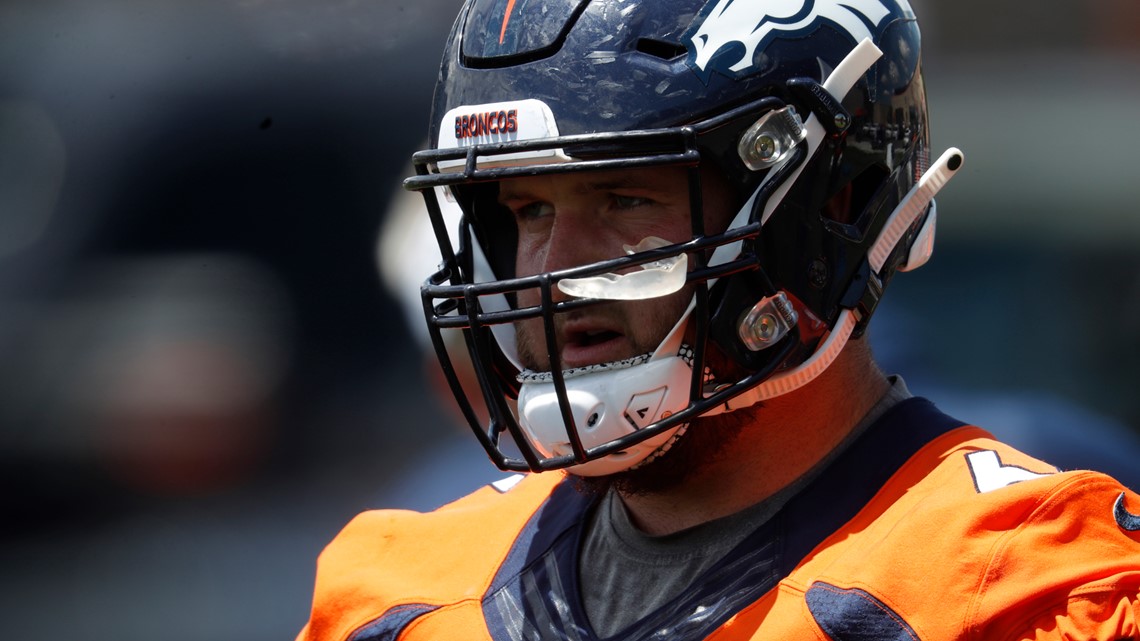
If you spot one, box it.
[499,0,518,45]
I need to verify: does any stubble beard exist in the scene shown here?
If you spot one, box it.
[571,336,765,499]
[571,404,757,499]
[512,291,759,499]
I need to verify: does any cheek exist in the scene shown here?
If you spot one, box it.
[514,234,546,279]
[615,211,691,245]
[514,238,545,310]
[513,318,549,371]
[624,288,694,351]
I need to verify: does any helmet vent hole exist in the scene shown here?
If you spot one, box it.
[823,165,889,234]
[635,38,687,61]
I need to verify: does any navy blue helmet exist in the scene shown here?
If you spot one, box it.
[405,0,961,474]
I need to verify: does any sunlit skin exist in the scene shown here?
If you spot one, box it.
[500,166,732,372]
[498,165,890,536]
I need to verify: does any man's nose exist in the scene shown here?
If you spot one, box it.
[534,210,613,304]
[537,210,602,274]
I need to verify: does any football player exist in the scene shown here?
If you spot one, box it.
[300,0,1140,639]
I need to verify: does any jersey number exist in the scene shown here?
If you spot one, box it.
[966,450,1054,494]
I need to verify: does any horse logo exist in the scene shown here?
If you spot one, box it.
[686,0,908,81]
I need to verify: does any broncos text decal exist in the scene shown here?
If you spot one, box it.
[685,0,906,81]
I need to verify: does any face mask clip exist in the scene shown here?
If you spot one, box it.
[737,106,806,171]
[737,292,798,351]
[787,77,853,137]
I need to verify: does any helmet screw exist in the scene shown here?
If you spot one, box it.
[754,134,779,161]
[834,113,850,131]
[753,314,779,341]
[586,412,600,428]
[809,259,829,289]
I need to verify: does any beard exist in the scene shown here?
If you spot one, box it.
[571,402,760,498]
[574,332,763,497]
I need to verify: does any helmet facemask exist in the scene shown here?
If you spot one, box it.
[408,97,816,474]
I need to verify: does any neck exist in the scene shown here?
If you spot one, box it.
[616,341,891,536]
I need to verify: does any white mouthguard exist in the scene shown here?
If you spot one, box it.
[557,236,687,301]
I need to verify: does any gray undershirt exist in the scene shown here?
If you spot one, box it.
[578,376,912,638]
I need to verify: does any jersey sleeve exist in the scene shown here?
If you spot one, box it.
[975,473,1140,641]
[1013,585,1140,641]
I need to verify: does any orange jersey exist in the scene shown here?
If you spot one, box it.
[298,398,1140,640]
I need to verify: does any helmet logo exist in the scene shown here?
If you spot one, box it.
[455,108,519,141]
[437,99,568,171]
[685,0,904,81]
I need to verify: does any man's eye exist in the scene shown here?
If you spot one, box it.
[613,195,650,209]
[514,202,555,220]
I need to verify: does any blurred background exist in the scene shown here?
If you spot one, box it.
[1,0,1138,638]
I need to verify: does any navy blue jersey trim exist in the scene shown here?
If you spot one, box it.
[481,397,965,641]
[349,604,440,641]
[806,582,922,641]
[483,479,597,640]
[486,479,595,596]
[776,397,966,577]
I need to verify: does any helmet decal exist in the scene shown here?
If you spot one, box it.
[498,0,518,45]
[685,0,907,81]
[435,99,567,170]
[438,99,558,148]
[454,108,518,142]
[462,0,591,61]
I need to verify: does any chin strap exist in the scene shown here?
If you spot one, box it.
[870,148,964,274]
[706,147,965,414]
[704,308,859,415]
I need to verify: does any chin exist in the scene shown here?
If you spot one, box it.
[572,408,754,498]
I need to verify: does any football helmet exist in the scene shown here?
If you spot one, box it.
[404,0,963,475]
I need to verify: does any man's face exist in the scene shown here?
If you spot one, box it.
[497,166,734,373]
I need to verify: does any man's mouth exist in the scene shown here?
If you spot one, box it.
[574,328,622,347]
[559,324,629,369]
